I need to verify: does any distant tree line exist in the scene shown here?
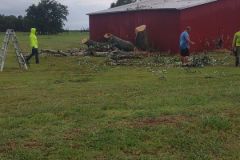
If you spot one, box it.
[0,0,68,34]
[111,0,136,8]
[0,15,29,32]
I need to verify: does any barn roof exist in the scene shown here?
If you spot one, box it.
[88,0,217,15]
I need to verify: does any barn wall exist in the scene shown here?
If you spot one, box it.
[180,0,240,52]
[89,10,180,53]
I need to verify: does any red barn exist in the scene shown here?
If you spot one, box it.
[88,0,240,53]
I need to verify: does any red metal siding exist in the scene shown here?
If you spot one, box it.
[180,0,240,52]
[90,10,180,53]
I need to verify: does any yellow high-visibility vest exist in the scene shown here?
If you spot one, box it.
[233,31,240,47]
[29,28,38,49]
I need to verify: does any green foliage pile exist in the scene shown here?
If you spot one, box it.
[107,53,232,68]
[190,54,217,67]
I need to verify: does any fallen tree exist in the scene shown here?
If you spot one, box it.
[83,32,148,62]
[104,33,135,51]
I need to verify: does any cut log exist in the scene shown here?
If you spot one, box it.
[104,33,134,51]
[135,25,149,51]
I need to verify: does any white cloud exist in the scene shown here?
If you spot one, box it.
[58,0,114,29]
[0,0,115,29]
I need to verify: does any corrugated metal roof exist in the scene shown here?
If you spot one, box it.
[88,0,217,15]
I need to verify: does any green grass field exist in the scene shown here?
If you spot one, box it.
[0,32,239,160]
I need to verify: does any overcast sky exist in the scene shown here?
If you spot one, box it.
[0,0,114,30]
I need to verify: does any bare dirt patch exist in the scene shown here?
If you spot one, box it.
[23,139,43,149]
[122,149,141,156]
[69,143,82,149]
[63,128,82,141]
[133,115,191,128]
[222,109,240,118]
[122,148,159,157]
[0,141,17,153]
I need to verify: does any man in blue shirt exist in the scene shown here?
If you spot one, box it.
[179,26,195,66]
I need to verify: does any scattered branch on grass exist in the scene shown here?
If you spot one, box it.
[189,55,217,67]
[151,69,168,80]
[40,49,84,57]
[204,71,227,79]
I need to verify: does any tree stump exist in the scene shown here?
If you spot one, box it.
[135,25,149,51]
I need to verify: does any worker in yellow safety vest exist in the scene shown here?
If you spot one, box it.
[232,30,240,67]
[26,28,39,64]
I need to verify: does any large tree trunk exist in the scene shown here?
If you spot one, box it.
[104,33,135,51]
[135,25,149,51]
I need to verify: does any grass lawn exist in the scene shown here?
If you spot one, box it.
[0,32,239,160]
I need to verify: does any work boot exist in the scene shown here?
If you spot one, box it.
[24,57,30,66]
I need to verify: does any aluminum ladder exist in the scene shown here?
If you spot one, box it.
[0,29,28,72]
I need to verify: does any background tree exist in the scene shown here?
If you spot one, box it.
[0,15,27,32]
[25,0,69,34]
[111,0,136,8]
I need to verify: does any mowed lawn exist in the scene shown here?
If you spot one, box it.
[0,32,239,160]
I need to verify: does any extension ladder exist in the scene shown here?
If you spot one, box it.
[0,29,28,72]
